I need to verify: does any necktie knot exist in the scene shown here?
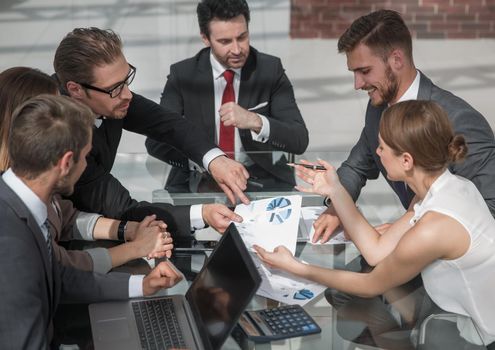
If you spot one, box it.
[223,70,234,84]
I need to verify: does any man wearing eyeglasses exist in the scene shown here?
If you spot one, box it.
[53,27,246,239]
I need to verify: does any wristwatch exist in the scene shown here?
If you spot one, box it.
[118,220,128,242]
[324,197,332,207]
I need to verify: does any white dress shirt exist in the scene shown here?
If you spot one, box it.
[210,51,271,165]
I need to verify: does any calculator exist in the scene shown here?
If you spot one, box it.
[237,304,321,342]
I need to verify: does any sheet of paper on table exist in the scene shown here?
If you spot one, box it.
[301,206,352,245]
[234,195,302,254]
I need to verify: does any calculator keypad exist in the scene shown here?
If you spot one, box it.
[258,305,320,337]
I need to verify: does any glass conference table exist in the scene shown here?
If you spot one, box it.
[107,151,487,350]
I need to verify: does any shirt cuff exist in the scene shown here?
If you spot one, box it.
[203,148,225,171]
[129,275,145,298]
[250,114,270,143]
[190,204,206,231]
[85,248,112,273]
[74,212,103,240]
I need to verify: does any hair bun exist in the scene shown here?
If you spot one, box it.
[448,134,468,163]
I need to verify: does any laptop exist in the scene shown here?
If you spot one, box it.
[89,223,261,350]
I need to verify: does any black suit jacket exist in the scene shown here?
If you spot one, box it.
[145,47,309,184]
[337,71,495,214]
[0,177,129,349]
[69,93,219,237]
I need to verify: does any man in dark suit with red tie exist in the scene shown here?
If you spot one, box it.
[145,0,309,193]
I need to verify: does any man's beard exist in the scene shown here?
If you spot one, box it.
[380,64,399,105]
[53,174,74,197]
[368,64,399,107]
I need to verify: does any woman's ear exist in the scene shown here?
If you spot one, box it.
[402,152,414,171]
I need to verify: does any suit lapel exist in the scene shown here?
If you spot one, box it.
[197,51,216,142]
[238,48,256,110]
[417,70,433,100]
[0,177,55,313]
[238,49,258,142]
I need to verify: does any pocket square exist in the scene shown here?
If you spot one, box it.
[248,101,268,111]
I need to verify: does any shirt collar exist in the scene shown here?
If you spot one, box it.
[94,118,103,128]
[396,70,420,103]
[2,168,47,227]
[210,50,242,80]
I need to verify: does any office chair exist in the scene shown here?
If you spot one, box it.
[417,313,486,349]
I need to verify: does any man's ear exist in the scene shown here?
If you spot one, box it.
[58,151,74,176]
[66,81,84,99]
[388,48,405,71]
[201,33,211,47]
[402,152,414,171]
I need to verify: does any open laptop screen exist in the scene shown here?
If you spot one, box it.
[186,224,261,350]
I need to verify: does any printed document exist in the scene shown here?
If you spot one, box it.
[234,195,302,254]
[234,196,325,305]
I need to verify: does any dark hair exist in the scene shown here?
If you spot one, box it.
[338,9,413,62]
[54,27,123,89]
[380,100,467,172]
[9,95,94,179]
[197,0,250,38]
[0,67,58,171]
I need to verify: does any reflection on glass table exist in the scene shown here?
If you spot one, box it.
[112,152,487,349]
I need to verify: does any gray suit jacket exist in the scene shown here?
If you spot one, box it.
[145,46,309,184]
[337,71,495,214]
[0,177,130,349]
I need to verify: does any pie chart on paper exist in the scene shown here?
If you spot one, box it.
[266,197,292,225]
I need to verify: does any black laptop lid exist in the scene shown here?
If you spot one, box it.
[186,223,261,350]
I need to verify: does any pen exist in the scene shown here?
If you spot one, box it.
[288,163,326,171]
[247,177,264,189]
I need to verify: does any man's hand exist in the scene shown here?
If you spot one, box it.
[312,206,342,243]
[209,156,250,205]
[128,215,174,259]
[202,204,243,233]
[219,102,262,133]
[142,260,183,296]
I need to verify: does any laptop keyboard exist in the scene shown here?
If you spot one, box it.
[132,298,187,350]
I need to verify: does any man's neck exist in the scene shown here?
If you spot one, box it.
[391,66,417,104]
[21,174,55,206]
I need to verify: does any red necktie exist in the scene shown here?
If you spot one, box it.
[219,70,235,158]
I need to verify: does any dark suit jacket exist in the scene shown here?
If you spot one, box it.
[145,47,309,184]
[0,178,129,349]
[337,71,495,214]
[68,93,218,237]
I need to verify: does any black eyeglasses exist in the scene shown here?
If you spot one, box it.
[78,64,136,98]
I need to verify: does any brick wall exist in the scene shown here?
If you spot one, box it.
[290,0,495,39]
